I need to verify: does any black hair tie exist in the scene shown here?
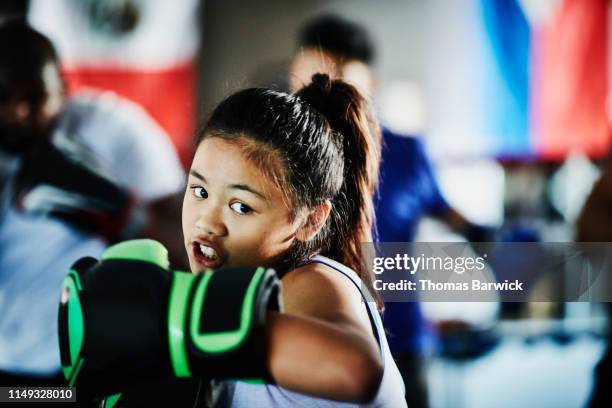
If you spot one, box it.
[310,73,333,94]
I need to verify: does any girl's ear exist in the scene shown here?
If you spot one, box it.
[295,200,332,242]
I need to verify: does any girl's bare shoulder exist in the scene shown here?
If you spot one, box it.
[280,262,369,330]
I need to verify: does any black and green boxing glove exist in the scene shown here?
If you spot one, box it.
[58,239,281,396]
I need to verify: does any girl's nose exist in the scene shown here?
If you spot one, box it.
[195,205,227,237]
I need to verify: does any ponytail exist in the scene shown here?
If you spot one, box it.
[296,74,383,309]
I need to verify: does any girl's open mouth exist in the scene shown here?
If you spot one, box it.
[192,242,223,269]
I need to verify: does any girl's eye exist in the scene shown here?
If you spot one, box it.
[192,186,208,199]
[230,202,253,215]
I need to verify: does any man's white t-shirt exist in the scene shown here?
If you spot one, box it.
[0,90,185,375]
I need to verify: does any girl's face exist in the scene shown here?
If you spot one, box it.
[182,137,303,273]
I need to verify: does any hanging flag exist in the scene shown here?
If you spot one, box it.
[28,0,200,166]
[480,0,531,158]
[531,0,609,159]
[426,0,609,160]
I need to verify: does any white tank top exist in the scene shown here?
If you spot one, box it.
[221,255,407,408]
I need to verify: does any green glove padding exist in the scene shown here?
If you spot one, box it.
[58,239,281,396]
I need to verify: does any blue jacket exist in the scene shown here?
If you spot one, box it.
[375,129,449,354]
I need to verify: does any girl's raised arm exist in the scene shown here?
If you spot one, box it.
[265,262,383,402]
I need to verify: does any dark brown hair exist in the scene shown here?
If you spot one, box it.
[298,14,375,64]
[197,74,382,308]
[0,19,59,103]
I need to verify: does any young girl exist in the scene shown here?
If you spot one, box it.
[181,73,406,406]
[61,73,405,407]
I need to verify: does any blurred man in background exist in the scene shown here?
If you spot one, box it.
[0,20,186,384]
[289,15,494,408]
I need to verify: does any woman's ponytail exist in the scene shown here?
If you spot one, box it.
[296,73,383,309]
